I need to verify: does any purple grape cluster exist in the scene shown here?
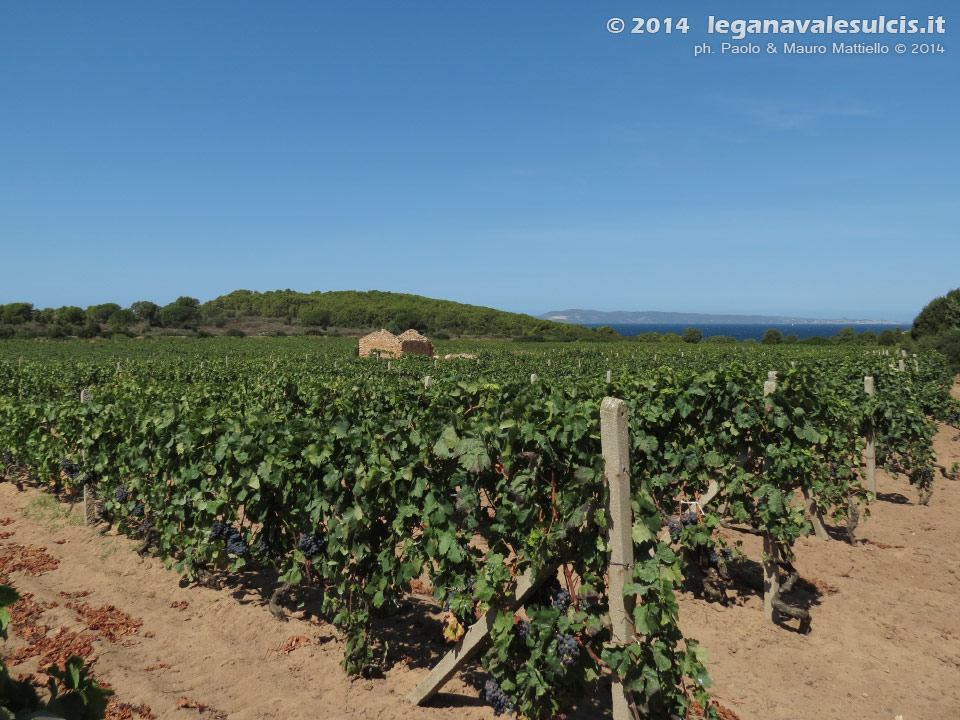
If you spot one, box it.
[707,549,734,567]
[483,679,514,716]
[553,589,571,611]
[132,502,145,517]
[557,634,579,667]
[516,620,530,637]
[668,511,699,540]
[60,456,80,480]
[2,451,12,465]
[209,520,249,556]
[225,530,248,556]
[297,533,326,557]
[139,519,154,535]
[114,486,129,503]
[208,519,227,541]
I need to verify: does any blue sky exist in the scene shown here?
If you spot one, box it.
[1,1,955,321]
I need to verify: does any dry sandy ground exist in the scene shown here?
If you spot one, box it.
[2,399,959,719]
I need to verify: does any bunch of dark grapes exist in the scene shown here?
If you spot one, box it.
[557,634,580,667]
[257,536,272,555]
[297,533,326,558]
[115,486,129,504]
[707,549,734,568]
[209,521,249,555]
[667,519,682,540]
[139,519,154,535]
[483,680,514,716]
[80,472,97,485]
[553,589,571,611]
[680,511,699,526]
[60,457,80,480]
[96,503,109,521]
[225,528,248,556]
[516,620,530,638]
[3,450,14,465]
[132,502,145,517]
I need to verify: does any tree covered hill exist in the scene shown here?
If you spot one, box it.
[911,287,960,371]
[0,290,618,342]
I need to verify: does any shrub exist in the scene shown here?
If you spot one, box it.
[761,329,783,345]
[224,329,246,338]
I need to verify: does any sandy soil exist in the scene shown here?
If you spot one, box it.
[2,397,959,719]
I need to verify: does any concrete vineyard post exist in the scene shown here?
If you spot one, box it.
[423,376,432,389]
[530,373,538,384]
[898,358,905,372]
[864,376,876,494]
[600,397,636,720]
[80,389,96,524]
[606,370,612,383]
[387,360,392,371]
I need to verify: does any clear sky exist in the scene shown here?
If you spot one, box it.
[1,1,956,321]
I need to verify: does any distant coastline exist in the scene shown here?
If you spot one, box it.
[540,309,908,325]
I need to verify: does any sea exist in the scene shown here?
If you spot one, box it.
[584,323,910,342]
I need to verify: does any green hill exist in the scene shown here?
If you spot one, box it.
[202,289,615,341]
[0,290,620,342]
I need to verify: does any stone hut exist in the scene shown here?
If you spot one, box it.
[358,329,434,358]
[396,329,435,356]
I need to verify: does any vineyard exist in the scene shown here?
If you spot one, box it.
[1,338,959,720]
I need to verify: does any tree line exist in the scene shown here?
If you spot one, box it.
[641,325,911,346]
